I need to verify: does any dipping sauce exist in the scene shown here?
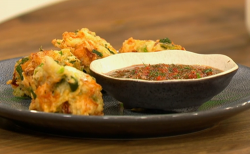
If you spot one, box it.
[106,64,222,81]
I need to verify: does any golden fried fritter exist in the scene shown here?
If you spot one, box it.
[29,56,103,115]
[7,49,82,97]
[119,37,185,53]
[52,28,117,73]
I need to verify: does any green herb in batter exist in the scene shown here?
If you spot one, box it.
[92,49,103,57]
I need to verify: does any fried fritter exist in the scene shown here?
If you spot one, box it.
[119,37,185,53]
[29,56,103,115]
[52,28,117,73]
[7,49,82,97]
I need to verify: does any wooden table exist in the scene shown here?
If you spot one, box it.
[1,0,250,153]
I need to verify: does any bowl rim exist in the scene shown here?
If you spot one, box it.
[90,50,239,83]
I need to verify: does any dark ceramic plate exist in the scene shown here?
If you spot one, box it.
[1,58,250,139]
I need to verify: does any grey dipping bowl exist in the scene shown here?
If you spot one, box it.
[90,50,238,111]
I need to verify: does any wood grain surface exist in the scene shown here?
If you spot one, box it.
[0,0,250,153]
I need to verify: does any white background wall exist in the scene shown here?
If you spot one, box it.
[0,0,64,24]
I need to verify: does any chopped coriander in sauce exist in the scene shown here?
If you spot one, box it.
[106,64,222,81]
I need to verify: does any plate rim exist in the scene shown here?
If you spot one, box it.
[0,94,249,121]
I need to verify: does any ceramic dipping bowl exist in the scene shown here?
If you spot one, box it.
[90,50,238,111]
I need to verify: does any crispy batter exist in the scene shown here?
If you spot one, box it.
[119,37,185,53]
[7,27,187,116]
[52,28,117,73]
[29,56,103,115]
[7,49,82,98]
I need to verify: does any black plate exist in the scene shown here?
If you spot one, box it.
[0,58,250,139]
